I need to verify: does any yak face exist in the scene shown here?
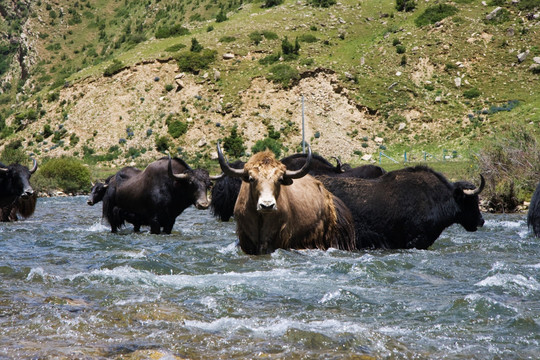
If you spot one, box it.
[0,162,36,200]
[243,153,291,213]
[188,168,212,210]
[453,177,485,232]
[87,181,107,206]
[217,143,312,214]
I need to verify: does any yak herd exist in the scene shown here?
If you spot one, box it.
[2,144,540,254]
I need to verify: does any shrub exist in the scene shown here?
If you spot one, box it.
[262,0,283,8]
[155,135,170,152]
[266,64,299,88]
[415,4,459,27]
[165,84,174,92]
[190,37,203,52]
[155,24,189,39]
[167,119,188,138]
[309,0,336,7]
[259,52,281,65]
[215,8,227,22]
[249,31,263,45]
[165,43,186,52]
[476,125,540,211]
[175,49,217,74]
[463,88,481,99]
[219,36,236,43]
[35,157,91,194]
[261,31,278,40]
[252,137,282,157]
[223,125,246,158]
[298,34,318,43]
[103,59,124,77]
[396,0,416,12]
[0,140,27,165]
[396,45,406,54]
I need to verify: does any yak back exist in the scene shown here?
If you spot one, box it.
[318,165,466,249]
[281,153,341,175]
[527,181,540,237]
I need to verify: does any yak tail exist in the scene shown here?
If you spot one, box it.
[331,196,356,251]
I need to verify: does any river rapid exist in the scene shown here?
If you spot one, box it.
[0,196,539,359]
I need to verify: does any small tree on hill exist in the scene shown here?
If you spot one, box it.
[396,0,416,12]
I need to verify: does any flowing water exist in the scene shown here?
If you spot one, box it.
[0,196,539,359]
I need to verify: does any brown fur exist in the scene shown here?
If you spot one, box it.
[233,151,355,255]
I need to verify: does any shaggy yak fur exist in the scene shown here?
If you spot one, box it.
[218,147,355,255]
[318,165,485,250]
[527,181,540,237]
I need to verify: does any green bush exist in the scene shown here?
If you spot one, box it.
[155,24,189,39]
[167,119,188,138]
[190,38,203,52]
[463,88,481,99]
[223,125,246,158]
[249,31,263,45]
[155,135,171,152]
[103,59,124,77]
[165,43,186,52]
[0,140,27,165]
[259,52,281,65]
[35,157,91,194]
[298,34,318,43]
[262,0,283,8]
[215,7,227,22]
[219,36,236,43]
[175,49,217,74]
[309,0,336,7]
[396,0,416,12]
[415,4,459,27]
[266,64,299,88]
[396,44,406,54]
[252,137,282,157]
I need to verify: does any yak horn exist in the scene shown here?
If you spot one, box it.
[168,155,189,180]
[217,142,245,178]
[210,173,225,180]
[463,175,485,196]
[332,156,345,173]
[284,144,312,179]
[29,158,38,174]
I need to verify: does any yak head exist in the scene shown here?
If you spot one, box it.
[0,159,38,201]
[217,143,312,213]
[87,181,108,206]
[454,175,485,231]
[168,157,222,210]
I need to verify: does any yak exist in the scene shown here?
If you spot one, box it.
[103,156,219,234]
[0,159,38,222]
[318,165,485,250]
[217,143,355,255]
[87,166,143,230]
[527,181,540,237]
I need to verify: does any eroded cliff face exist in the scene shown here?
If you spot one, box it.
[12,60,387,165]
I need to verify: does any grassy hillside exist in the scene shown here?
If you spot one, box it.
[0,0,539,205]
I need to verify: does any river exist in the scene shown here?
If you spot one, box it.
[0,196,538,359]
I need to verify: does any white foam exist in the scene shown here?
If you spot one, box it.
[476,273,540,291]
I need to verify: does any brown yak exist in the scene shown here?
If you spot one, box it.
[217,143,355,255]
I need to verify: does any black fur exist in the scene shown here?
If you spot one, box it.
[318,166,485,249]
[527,181,540,237]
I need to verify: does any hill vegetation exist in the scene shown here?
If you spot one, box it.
[0,0,539,209]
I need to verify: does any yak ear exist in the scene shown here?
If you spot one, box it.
[279,176,293,186]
